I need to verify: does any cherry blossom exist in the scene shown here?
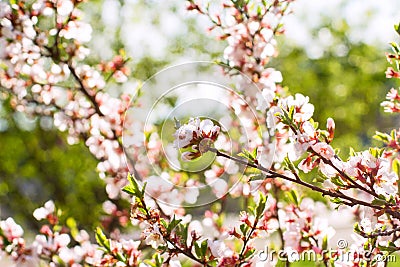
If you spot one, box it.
[33,200,55,221]
[173,117,220,160]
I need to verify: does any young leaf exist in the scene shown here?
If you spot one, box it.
[238,148,256,162]
[167,215,182,233]
[285,190,300,206]
[283,155,297,173]
[322,235,328,251]
[256,193,267,219]
[395,23,400,35]
[240,223,249,236]
[393,158,400,178]
[95,227,110,251]
[373,131,390,143]
[194,242,203,258]
[173,117,181,129]
[201,239,208,257]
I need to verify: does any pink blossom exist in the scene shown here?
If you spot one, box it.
[282,93,315,122]
[0,218,24,241]
[207,240,233,258]
[173,118,220,160]
[57,0,74,16]
[311,142,335,160]
[142,222,165,249]
[60,21,92,43]
[33,200,55,221]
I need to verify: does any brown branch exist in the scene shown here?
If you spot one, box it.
[236,217,259,267]
[209,148,400,220]
[359,227,400,239]
[67,64,103,116]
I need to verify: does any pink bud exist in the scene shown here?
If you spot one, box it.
[326,117,335,142]
[326,117,335,131]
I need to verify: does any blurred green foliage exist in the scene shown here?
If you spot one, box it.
[0,110,107,231]
[275,22,399,157]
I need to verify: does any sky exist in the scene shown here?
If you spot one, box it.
[99,0,400,61]
[284,0,400,58]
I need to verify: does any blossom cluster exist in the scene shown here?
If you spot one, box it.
[383,41,400,113]
[173,117,220,160]
[0,0,132,202]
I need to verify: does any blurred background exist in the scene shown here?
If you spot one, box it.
[1,0,400,236]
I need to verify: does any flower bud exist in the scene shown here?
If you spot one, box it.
[326,117,335,141]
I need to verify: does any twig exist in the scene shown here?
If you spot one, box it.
[209,148,400,220]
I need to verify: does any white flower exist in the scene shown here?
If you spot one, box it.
[57,0,74,16]
[145,174,174,197]
[210,178,228,198]
[33,200,55,221]
[0,217,24,240]
[102,200,117,214]
[282,94,314,122]
[184,187,200,204]
[0,2,11,19]
[319,162,337,178]
[60,21,92,43]
[173,118,200,149]
[374,166,398,198]
[54,233,71,248]
[311,142,335,160]
[207,240,233,258]
[173,118,220,160]
[143,222,165,249]
[256,88,275,111]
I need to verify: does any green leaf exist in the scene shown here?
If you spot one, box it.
[238,148,256,162]
[201,239,208,257]
[391,129,397,140]
[331,176,346,187]
[393,158,400,178]
[122,173,144,198]
[256,193,267,219]
[176,223,189,244]
[95,227,110,251]
[371,198,387,206]
[369,147,384,158]
[240,223,249,236]
[373,131,390,143]
[353,222,361,234]
[331,197,344,205]
[378,245,398,252]
[283,155,297,173]
[285,189,300,206]
[194,242,203,258]
[167,215,182,233]
[251,147,258,159]
[322,235,328,250]
[395,23,400,36]
[154,254,163,267]
[391,42,400,53]
[349,147,356,157]
[249,173,265,181]
[248,206,256,216]
[66,217,78,239]
[243,247,256,259]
